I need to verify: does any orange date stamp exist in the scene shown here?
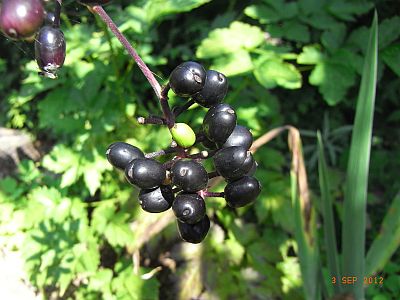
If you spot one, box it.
[331,276,384,285]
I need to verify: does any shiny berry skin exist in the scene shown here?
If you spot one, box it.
[201,135,217,150]
[172,193,206,224]
[35,26,66,79]
[106,142,144,170]
[213,146,254,180]
[125,158,166,189]
[169,61,206,97]
[171,160,208,192]
[170,123,196,148]
[246,160,258,176]
[77,0,112,5]
[138,185,174,213]
[203,104,236,143]
[193,70,228,107]
[0,0,44,40]
[220,125,253,150]
[224,176,261,208]
[177,214,210,244]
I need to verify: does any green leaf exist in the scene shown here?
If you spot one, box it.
[382,43,400,77]
[366,192,400,275]
[378,16,400,50]
[317,132,342,296]
[144,0,211,23]
[89,269,113,291]
[196,21,264,58]
[297,45,324,65]
[328,0,374,21]
[84,162,103,196]
[341,12,378,299]
[321,23,347,53]
[211,50,253,76]
[244,2,298,24]
[104,213,133,247]
[268,20,311,43]
[309,60,356,105]
[254,57,302,89]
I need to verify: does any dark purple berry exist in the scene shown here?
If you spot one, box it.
[0,0,44,40]
[169,61,206,97]
[125,158,166,189]
[201,135,217,150]
[138,185,174,213]
[45,11,56,25]
[171,160,208,192]
[106,142,144,170]
[172,193,206,224]
[177,214,210,244]
[35,26,66,79]
[220,125,253,150]
[224,176,261,208]
[193,70,228,107]
[246,160,258,176]
[203,104,236,143]
[213,146,254,180]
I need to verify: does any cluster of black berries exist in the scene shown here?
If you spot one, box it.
[106,62,261,243]
[0,0,110,78]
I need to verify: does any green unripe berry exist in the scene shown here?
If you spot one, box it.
[170,123,196,148]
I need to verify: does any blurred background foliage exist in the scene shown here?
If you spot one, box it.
[0,0,399,299]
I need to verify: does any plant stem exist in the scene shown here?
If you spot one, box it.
[137,116,167,125]
[200,191,224,198]
[91,5,162,99]
[145,147,177,159]
[54,0,62,28]
[161,84,175,128]
[173,99,195,117]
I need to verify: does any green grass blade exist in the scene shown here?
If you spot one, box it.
[366,192,400,275]
[341,12,378,299]
[291,171,321,300]
[317,131,341,296]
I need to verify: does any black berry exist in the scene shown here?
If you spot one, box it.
[177,214,210,244]
[169,61,206,97]
[203,104,236,143]
[106,142,144,170]
[224,176,261,208]
[125,158,166,189]
[172,193,206,224]
[35,26,66,79]
[220,125,253,150]
[0,0,44,40]
[138,185,174,213]
[213,146,254,180]
[193,70,228,107]
[171,160,208,192]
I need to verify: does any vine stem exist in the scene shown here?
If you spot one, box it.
[91,5,162,99]
[54,0,62,28]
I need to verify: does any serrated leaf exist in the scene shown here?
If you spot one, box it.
[104,214,132,247]
[309,60,356,105]
[211,50,253,76]
[144,0,211,23]
[297,45,324,65]
[321,23,347,52]
[254,57,302,89]
[89,269,113,291]
[269,20,310,43]
[328,0,374,21]
[379,16,400,49]
[84,164,102,196]
[196,21,264,58]
[382,43,400,77]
